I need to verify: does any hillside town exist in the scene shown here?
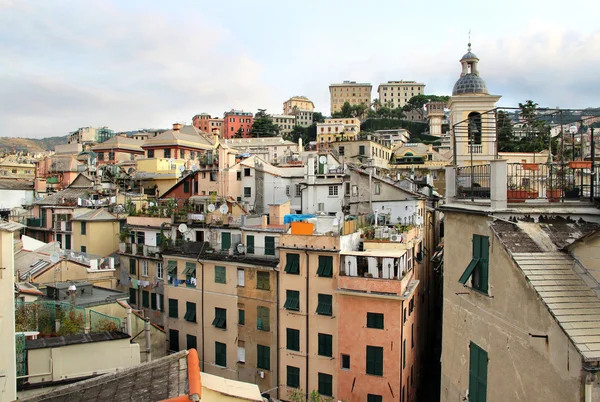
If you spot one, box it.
[0,44,599,402]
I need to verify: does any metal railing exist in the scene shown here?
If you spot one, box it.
[455,164,491,199]
[26,218,43,228]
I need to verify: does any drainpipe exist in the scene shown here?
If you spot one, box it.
[304,250,310,399]
[126,308,132,336]
[196,257,205,371]
[299,184,308,214]
[145,318,152,362]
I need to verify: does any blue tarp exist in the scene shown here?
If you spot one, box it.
[283,214,316,224]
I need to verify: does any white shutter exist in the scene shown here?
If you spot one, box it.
[237,346,246,363]
[237,269,245,287]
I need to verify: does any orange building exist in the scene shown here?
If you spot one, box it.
[223,110,253,139]
[192,114,224,137]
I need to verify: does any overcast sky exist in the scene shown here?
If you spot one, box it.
[1,0,599,138]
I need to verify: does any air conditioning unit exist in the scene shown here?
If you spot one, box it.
[390,234,402,242]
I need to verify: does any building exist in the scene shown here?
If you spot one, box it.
[372,129,411,148]
[440,160,600,402]
[448,43,501,165]
[35,155,83,194]
[427,101,446,137]
[316,118,361,146]
[224,137,300,165]
[223,110,254,139]
[390,143,451,195]
[329,81,372,115]
[300,153,347,215]
[294,110,315,128]
[272,114,297,136]
[18,349,263,402]
[91,135,145,165]
[283,96,315,114]
[193,113,224,137]
[0,221,23,402]
[0,155,36,180]
[67,127,115,147]
[377,80,426,109]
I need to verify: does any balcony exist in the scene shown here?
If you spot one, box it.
[26,218,43,228]
[54,221,72,232]
[118,242,163,258]
[468,144,483,154]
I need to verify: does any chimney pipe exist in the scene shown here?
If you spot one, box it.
[173,123,182,132]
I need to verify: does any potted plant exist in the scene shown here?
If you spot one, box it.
[522,162,539,171]
[569,160,592,169]
[507,178,529,202]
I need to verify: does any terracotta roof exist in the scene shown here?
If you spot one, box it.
[92,136,145,152]
[72,208,119,222]
[142,125,215,149]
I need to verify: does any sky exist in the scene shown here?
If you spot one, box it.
[1,0,599,138]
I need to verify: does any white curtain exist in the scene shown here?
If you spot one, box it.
[367,257,379,278]
[382,258,395,279]
[345,256,358,277]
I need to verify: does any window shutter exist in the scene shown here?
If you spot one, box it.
[237,269,245,287]
[237,345,246,363]
[246,235,254,254]
[479,236,490,293]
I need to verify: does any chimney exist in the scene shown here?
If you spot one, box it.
[261,215,268,229]
[173,123,182,132]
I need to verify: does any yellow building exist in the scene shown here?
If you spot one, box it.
[323,134,393,172]
[72,208,123,256]
[0,156,36,180]
[316,117,361,145]
[91,135,145,165]
[271,114,297,136]
[377,80,426,109]
[283,95,315,114]
[329,81,372,114]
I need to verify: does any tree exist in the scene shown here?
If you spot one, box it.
[517,100,552,155]
[404,94,450,120]
[496,110,516,152]
[332,102,354,118]
[289,390,333,402]
[251,109,280,137]
[233,127,244,138]
[312,112,325,123]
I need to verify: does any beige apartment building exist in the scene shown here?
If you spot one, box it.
[329,81,372,114]
[283,96,315,114]
[377,81,425,109]
[272,114,297,136]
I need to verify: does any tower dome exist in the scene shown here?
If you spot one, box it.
[452,43,488,96]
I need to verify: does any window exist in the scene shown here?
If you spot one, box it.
[256,271,270,290]
[180,149,185,159]
[316,294,332,316]
[318,373,332,397]
[142,290,149,308]
[215,266,226,283]
[237,340,246,363]
[163,149,171,158]
[328,185,338,196]
[215,342,227,367]
[238,308,245,325]
[169,299,178,318]
[359,145,365,155]
[284,290,300,311]
[129,288,136,305]
[212,307,226,329]
[169,329,179,351]
[341,354,350,370]
[287,366,300,388]
[285,185,290,197]
[257,306,270,331]
[81,245,86,253]
[184,262,196,286]
[412,324,414,348]
[403,339,406,368]
[352,185,358,196]
[237,268,245,287]
[366,346,384,376]
[184,302,196,322]
[158,294,164,311]
[287,328,300,351]
[244,168,251,177]
[154,262,163,280]
[151,292,157,310]
[187,334,197,350]
[264,236,275,255]
[246,235,254,254]
[367,312,384,329]
[284,253,300,274]
[167,260,177,280]
[136,231,145,245]
[243,187,252,198]
[403,307,407,324]
[129,259,136,275]
[318,333,333,357]
[97,152,104,161]
[458,234,490,293]
[316,255,333,277]
[141,260,149,277]
[221,232,231,251]
[236,171,241,181]
[147,149,154,158]
[257,345,270,370]
[469,342,488,402]
[345,182,350,196]
[80,222,86,235]
[295,184,302,197]
[368,395,382,402]
[375,182,381,195]
[339,146,345,155]
[183,181,190,193]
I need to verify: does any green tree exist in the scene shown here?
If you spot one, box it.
[332,102,354,118]
[496,110,516,152]
[290,390,333,402]
[251,109,280,137]
[404,94,450,119]
[233,127,244,138]
[517,100,552,155]
[312,112,325,123]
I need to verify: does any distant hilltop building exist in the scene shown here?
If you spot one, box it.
[377,80,426,109]
[67,127,115,147]
[329,81,372,115]
[283,96,315,128]
[192,113,224,137]
[223,110,253,139]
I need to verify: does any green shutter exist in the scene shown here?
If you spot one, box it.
[167,260,177,274]
[366,346,383,376]
[215,266,226,284]
[151,293,157,310]
[318,333,332,357]
[142,291,149,308]
[317,255,333,277]
[316,294,332,316]
[318,373,333,396]
[169,329,179,351]
[221,232,231,251]
[367,312,384,329]
[287,366,300,388]
[478,236,490,293]
[459,257,479,285]
[169,299,178,318]
[286,328,300,351]
[257,306,270,331]
[257,345,270,370]
[129,288,136,304]
[212,308,226,329]
[187,334,197,350]
[184,302,196,322]
[246,235,255,254]
[284,290,300,311]
[284,253,300,274]
[469,342,488,402]
[129,259,136,275]
[183,181,189,193]
[367,395,382,402]
[257,271,270,290]
[265,236,275,255]
[238,309,245,325]
[215,341,227,367]
[183,262,196,276]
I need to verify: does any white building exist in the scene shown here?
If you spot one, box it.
[223,137,299,165]
[377,80,426,108]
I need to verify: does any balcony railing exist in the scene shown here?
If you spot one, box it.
[164,241,279,261]
[26,218,43,228]
[54,221,73,231]
[455,164,491,199]
[468,144,483,154]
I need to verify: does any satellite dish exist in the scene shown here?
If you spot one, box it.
[319,155,327,164]
[50,253,60,264]
[149,202,155,207]
[178,223,188,233]
[219,204,229,214]
[207,204,216,213]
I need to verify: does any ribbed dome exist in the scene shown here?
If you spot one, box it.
[461,51,478,60]
[452,74,488,96]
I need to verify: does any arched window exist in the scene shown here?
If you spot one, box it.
[468,112,482,145]
[404,152,414,157]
